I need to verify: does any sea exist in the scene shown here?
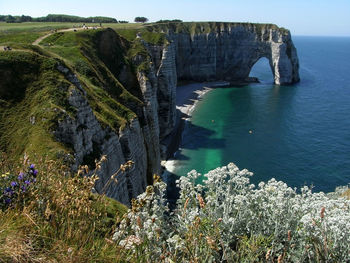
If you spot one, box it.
[171,36,350,192]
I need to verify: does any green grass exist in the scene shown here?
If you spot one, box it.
[0,21,289,46]
[39,29,143,129]
[0,25,148,163]
[146,21,290,36]
[0,51,75,161]
[114,28,167,45]
[0,22,144,45]
[0,20,291,164]
[0,158,128,262]
[0,22,78,45]
[0,25,155,260]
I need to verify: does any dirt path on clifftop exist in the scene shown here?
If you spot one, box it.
[1,27,100,53]
[0,45,32,53]
[32,27,100,45]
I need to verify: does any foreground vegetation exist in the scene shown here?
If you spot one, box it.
[1,160,349,262]
[115,164,350,262]
[0,155,127,262]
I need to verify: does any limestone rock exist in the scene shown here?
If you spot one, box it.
[52,23,300,205]
[159,23,299,85]
[54,66,148,205]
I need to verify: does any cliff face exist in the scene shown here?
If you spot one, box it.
[142,22,300,155]
[144,41,178,155]
[152,22,300,85]
[46,23,301,205]
[54,65,149,205]
[0,23,300,206]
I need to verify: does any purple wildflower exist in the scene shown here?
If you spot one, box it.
[11,181,18,187]
[30,164,35,169]
[24,180,30,185]
[5,198,11,204]
[5,187,12,193]
[33,169,38,176]
[18,174,23,180]
[21,186,27,192]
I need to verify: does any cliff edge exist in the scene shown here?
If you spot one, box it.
[148,22,300,85]
[0,22,300,205]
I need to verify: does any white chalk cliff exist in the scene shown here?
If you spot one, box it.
[54,23,300,205]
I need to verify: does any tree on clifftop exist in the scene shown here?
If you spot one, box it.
[134,17,148,23]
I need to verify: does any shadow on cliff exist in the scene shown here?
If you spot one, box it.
[164,170,180,209]
[165,109,225,160]
[164,121,226,208]
[172,151,190,160]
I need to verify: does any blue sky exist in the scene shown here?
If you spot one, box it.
[1,0,349,36]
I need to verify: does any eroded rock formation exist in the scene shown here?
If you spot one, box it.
[30,23,300,205]
[156,22,300,85]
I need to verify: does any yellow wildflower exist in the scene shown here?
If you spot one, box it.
[1,172,9,178]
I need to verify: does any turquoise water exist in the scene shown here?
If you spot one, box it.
[173,36,350,192]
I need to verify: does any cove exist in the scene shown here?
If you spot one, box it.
[171,36,350,192]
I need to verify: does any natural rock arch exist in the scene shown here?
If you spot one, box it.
[149,23,301,156]
[165,23,300,85]
[248,56,274,83]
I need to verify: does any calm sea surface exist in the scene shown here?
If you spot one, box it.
[172,36,350,192]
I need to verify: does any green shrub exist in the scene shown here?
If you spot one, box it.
[0,156,127,262]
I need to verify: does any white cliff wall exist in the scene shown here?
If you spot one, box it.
[156,42,177,143]
[52,23,300,205]
[145,41,177,157]
[54,65,148,205]
[161,23,299,85]
[53,39,176,205]
[142,23,300,160]
[136,71,161,177]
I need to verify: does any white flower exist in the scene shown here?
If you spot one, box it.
[113,163,350,262]
[119,235,143,250]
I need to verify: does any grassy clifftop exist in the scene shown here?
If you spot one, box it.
[0,51,75,161]
[145,21,290,35]
[0,20,292,167]
[0,22,170,261]
[0,26,157,163]
[0,24,146,262]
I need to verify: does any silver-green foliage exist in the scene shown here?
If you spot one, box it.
[113,163,350,262]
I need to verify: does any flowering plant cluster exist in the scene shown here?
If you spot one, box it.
[113,163,350,262]
[0,164,38,210]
